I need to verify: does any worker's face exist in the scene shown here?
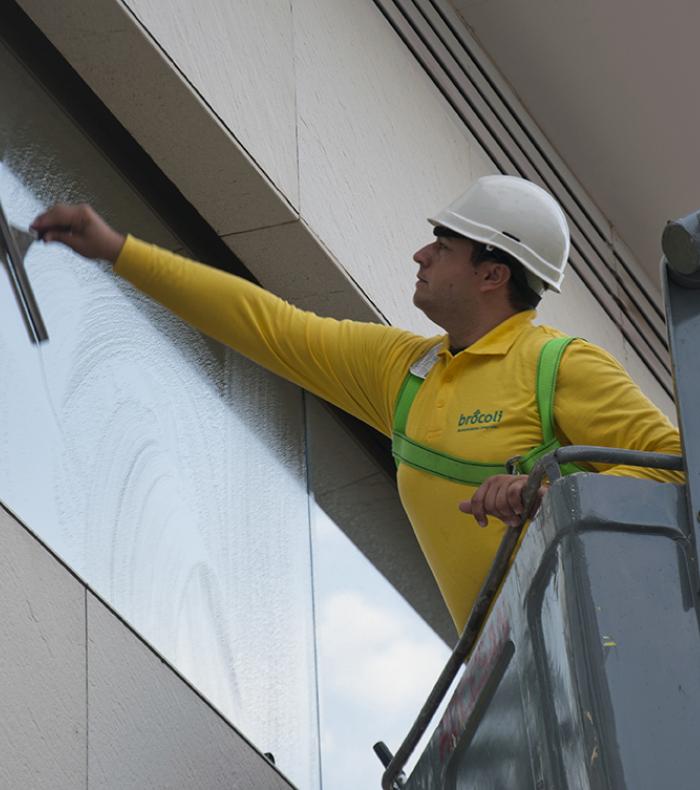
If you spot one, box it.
[412,235,481,322]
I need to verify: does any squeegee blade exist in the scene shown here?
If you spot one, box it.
[0,199,49,344]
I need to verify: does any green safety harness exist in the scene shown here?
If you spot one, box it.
[392,336,585,485]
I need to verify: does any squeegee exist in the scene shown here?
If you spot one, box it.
[0,197,48,343]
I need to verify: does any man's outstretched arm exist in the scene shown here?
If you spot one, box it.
[32,204,434,438]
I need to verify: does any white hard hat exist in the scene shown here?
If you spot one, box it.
[429,175,570,293]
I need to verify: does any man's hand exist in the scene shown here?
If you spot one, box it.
[459,474,546,527]
[32,204,125,264]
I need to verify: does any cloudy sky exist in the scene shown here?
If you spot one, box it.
[312,504,460,789]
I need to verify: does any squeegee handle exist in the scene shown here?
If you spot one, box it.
[0,204,48,343]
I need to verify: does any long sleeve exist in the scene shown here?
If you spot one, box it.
[114,236,435,436]
[554,340,683,483]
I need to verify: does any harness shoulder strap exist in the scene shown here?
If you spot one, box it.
[536,336,577,446]
[393,343,441,435]
[518,335,582,475]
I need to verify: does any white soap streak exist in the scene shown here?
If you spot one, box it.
[36,343,65,437]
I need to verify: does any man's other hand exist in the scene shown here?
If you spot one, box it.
[459,474,546,527]
[32,204,125,264]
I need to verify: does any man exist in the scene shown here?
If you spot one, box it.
[32,175,682,634]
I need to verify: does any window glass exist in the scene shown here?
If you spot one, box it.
[0,39,318,789]
[306,395,451,789]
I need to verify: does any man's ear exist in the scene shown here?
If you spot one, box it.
[479,262,511,293]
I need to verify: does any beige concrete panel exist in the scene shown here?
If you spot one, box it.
[224,218,384,322]
[123,0,299,207]
[17,0,296,235]
[613,259,675,420]
[305,397,455,645]
[86,593,294,790]
[536,266,627,363]
[613,229,664,305]
[0,505,86,790]
[608,230,674,418]
[294,0,495,333]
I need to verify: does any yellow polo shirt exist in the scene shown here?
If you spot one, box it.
[115,237,683,631]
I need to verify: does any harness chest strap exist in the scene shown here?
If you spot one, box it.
[391,336,581,486]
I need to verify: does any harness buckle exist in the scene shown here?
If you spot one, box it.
[506,455,523,475]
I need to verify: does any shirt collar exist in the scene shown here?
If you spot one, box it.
[438,310,537,358]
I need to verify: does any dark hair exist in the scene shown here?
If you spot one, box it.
[471,242,541,312]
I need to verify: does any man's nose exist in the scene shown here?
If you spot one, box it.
[413,243,432,266]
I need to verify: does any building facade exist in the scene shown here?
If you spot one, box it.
[0,1,682,787]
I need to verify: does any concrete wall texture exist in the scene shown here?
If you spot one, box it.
[0,503,293,790]
[16,0,674,418]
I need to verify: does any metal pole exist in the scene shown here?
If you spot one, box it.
[380,460,549,790]
[662,208,700,589]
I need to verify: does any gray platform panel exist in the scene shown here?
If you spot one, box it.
[404,474,700,790]
[0,505,87,790]
[86,592,294,790]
